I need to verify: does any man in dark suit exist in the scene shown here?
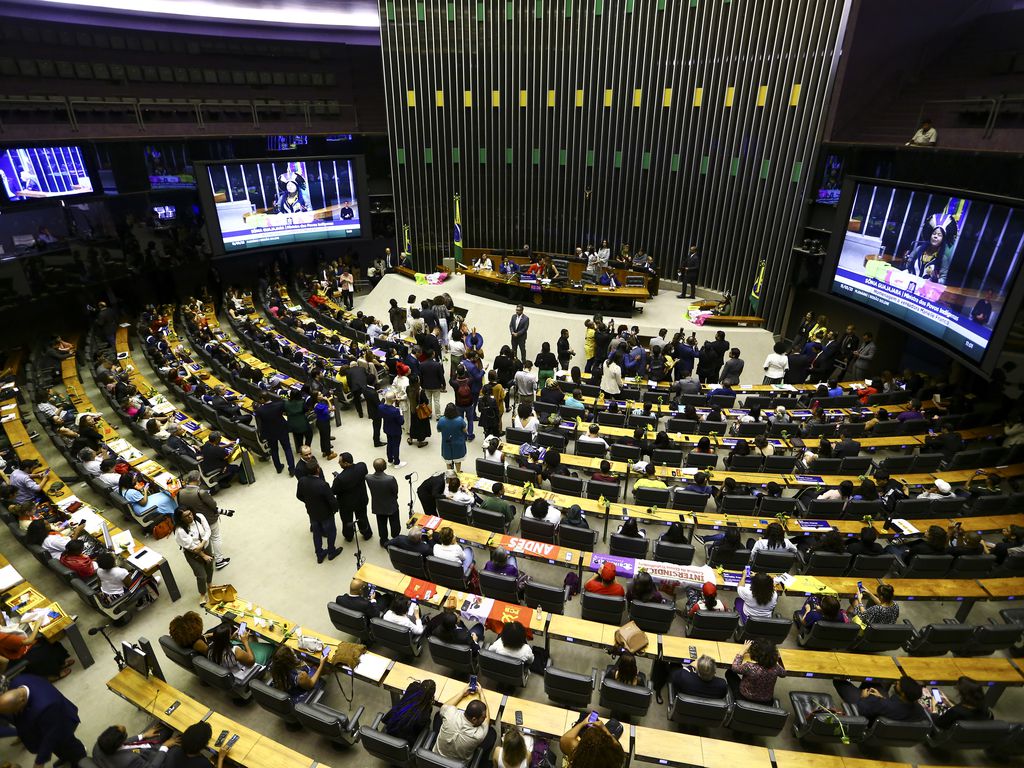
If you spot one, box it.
[296,471,341,563]
[92,723,179,767]
[165,424,197,458]
[0,673,88,767]
[677,245,701,299]
[388,527,433,557]
[785,349,812,384]
[509,305,529,360]
[363,384,385,447]
[419,349,447,416]
[366,457,401,545]
[332,452,371,541]
[833,435,862,459]
[924,422,965,462]
[210,384,249,424]
[254,393,294,475]
[199,431,242,486]
[293,444,324,481]
[345,360,370,419]
[810,332,840,383]
[336,577,388,617]
[668,655,728,700]
[379,393,405,468]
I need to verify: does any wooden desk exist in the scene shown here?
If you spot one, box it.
[631,725,702,767]
[980,577,1024,598]
[461,266,648,316]
[107,668,323,768]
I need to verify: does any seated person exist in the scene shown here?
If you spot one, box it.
[947,523,985,558]
[683,581,729,618]
[562,504,589,530]
[795,593,849,632]
[25,518,87,558]
[165,424,197,458]
[206,622,259,680]
[606,651,645,686]
[683,471,715,496]
[269,645,327,702]
[598,267,620,288]
[486,620,534,664]
[626,571,666,604]
[117,473,177,518]
[585,561,626,597]
[577,423,609,452]
[58,539,96,580]
[382,595,425,637]
[92,724,180,768]
[590,459,618,484]
[925,676,990,730]
[750,522,799,557]
[432,608,485,651]
[527,497,561,526]
[165,722,232,768]
[0,616,74,681]
[669,654,729,701]
[845,526,883,557]
[735,570,778,621]
[432,526,476,575]
[382,680,437,743]
[169,611,209,654]
[434,685,490,761]
[615,517,646,539]
[78,447,104,477]
[443,476,475,505]
[849,583,899,626]
[482,547,519,578]
[199,432,242,486]
[727,639,786,704]
[335,578,387,618]
[563,389,586,411]
[499,257,519,275]
[632,463,667,496]
[659,522,688,545]
[388,527,433,557]
[832,675,926,724]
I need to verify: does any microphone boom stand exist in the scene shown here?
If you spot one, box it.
[91,625,127,671]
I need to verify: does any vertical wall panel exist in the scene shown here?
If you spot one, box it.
[380,0,849,331]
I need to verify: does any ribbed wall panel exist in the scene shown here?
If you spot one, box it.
[380,0,848,330]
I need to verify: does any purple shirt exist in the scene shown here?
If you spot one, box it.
[897,409,923,422]
[483,561,518,578]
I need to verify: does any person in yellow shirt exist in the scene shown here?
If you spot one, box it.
[632,463,668,498]
[583,319,597,373]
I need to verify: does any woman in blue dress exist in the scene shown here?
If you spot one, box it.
[436,403,468,472]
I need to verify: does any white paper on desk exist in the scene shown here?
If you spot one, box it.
[150,401,174,415]
[890,518,920,536]
[0,565,23,592]
[774,573,795,587]
[56,495,82,511]
[106,438,131,454]
[111,530,135,551]
[1,403,16,411]
[128,546,163,571]
[460,597,494,624]
[119,323,132,328]
[153,472,177,488]
[0,414,15,423]
[70,509,105,535]
[352,652,391,682]
[119,446,143,462]
[473,479,498,493]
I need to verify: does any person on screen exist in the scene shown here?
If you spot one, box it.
[971,291,994,326]
[274,178,309,214]
[907,119,937,147]
[906,223,953,282]
[339,200,355,220]
[19,168,41,192]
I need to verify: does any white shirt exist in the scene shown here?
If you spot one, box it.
[751,537,798,555]
[737,584,778,619]
[530,506,561,526]
[473,257,493,271]
[763,353,789,380]
[449,340,466,359]
[433,542,467,564]
[444,488,475,505]
[909,127,937,146]
[382,609,424,636]
[488,637,535,663]
[97,566,129,596]
[578,434,609,450]
[602,361,623,394]
[83,459,103,477]
[513,415,539,435]
[483,447,505,462]
[174,514,211,551]
[42,533,72,557]
[99,472,121,490]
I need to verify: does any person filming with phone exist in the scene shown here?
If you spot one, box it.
[433,680,490,761]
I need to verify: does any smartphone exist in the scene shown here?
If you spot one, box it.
[515,710,524,727]
[236,621,247,637]
[689,645,697,660]
[225,734,240,749]
[215,729,229,747]
[164,700,181,715]
[368,585,376,601]
[622,508,629,520]
[931,688,944,704]
[469,674,478,692]
[322,645,332,659]
[743,566,751,580]
[856,581,864,593]
[587,711,600,724]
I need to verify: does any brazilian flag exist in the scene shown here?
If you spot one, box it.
[750,259,766,313]
[453,194,463,263]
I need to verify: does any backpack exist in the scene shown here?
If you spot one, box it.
[455,379,473,406]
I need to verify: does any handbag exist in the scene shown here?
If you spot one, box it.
[330,641,367,668]
[416,402,433,420]
[151,517,174,540]
[208,584,237,604]
[613,621,649,654]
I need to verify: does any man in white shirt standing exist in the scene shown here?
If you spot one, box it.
[907,119,937,147]
[434,685,490,761]
[513,360,538,405]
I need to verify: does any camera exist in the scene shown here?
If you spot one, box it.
[219,508,236,517]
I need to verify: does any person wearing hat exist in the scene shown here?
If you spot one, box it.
[391,361,411,425]
[584,562,625,597]
[685,582,730,618]
[563,504,589,530]
[917,479,954,500]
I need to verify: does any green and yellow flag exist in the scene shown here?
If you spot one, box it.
[401,223,413,262]
[750,259,766,313]
[453,194,464,263]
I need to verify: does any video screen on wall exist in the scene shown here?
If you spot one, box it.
[203,157,361,252]
[0,146,94,201]
[828,180,1024,363]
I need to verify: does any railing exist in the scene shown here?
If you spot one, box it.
[916,95,1024,140]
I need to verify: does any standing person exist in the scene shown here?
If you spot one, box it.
[379,393,406,468]
[364,383,385,448]
[601,353,624,397]
[0,673,88,767]
[345,355,371,419]
[831,325,860,381]
[556,329,575,371]
[366,458,401,545]
[583,319,597,373]
[762,341,790,385]
[420,349,447,416]
[339,265,355,310]
[848,332,876,381]
[509,305,529,360]
[295,470,341,564]
[452,366,476,442]
[534,342,558,386]
[512,360,538,406]
[406,374,432,447]
[254,393,295,475]
[313,393,336,460]
[678,245,701,299]
[332,453,372,542]
[176,470,230,570]
[437,403,469,471]
[284,389,314,452]
[720,348,744,385]
[172,508,214,603]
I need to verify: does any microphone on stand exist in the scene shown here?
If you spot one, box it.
[89,624,113,636]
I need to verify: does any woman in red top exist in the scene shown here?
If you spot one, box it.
[584,562,625,597]
[0,617,73,680]
[59,539,96,580]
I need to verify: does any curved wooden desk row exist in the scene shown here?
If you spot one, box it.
[1,392,179,602]
[498,442,1024,489]
[199,588,1005,768]
[458,471,1024,536]
[412,513,1024,611]
[115,325,249,467]
[0,549,93,669]
[458,265,649,315]
[107,667,325,768]
[574,392,918,419]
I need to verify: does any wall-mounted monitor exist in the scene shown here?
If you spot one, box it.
[145,142,195,189]
[198,156,365,254]
[823,178,1024,372]
[0,146,95,201]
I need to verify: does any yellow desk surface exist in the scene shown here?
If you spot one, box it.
[0,551,74,640]
[107,668,322,768]
[980,577,1024,598]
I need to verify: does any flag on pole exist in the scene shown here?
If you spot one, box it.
[401,223,412,262]
[750,259,766,313]
[453,194,463,263]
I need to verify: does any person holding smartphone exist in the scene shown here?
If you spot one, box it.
[558,715,625,768]
[434,684,490,761]
[269,645,329,703]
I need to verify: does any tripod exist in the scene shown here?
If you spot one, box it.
[351,517,364,569]
[405,471,418,527]
[90,625,127,671]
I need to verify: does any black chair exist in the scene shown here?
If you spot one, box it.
[479,571,520,603]
[550,474,583,496]
[358,711,427,767]
[633,485,671,507]
[839,456,873,474]
[426,556,471,591]
[159,634,199,674]
[580,592,626,625]
[667,685,733,729]
[536,431,567,451]
[475,459,506,482]
[847,554,895,578]
[698,421,727,436]
[524,580,570,614]
[948,554,996,579]
[478,649,530,688]
[946,450,986,470]
[925,719,1013,751]
[796,619,861,651]
[892,498,934,519]
[849,622,916,653]
[724,455,764,472]
[597,411,626,427]
[544,666,598,709]
[789,691,868,744]
[685,453,719,469]
[504,427,534,445]
[802,551,851,576]
[506,465,540,485]
[930,496,966,516]
[861,716,931,748]
[911,452,945,473]
[609,533,648,558]
[250,678,324,729]
[388,546,429,579]
[327,602,373,644]
[653,539,695,565]
[427,636,478,675]
[435,498,472,526]
[610,444,642,462]
[652,448,684,467]
[576,441,607,459]
[735,617,791,644]
[192,655,265,704]
[671,490,710,512]
[959,619,1024,657]
[558,524,597,552]
[758,496,798,515]
[762,455,797,473]
[718,494,757,514]
[294,700,363,749]
[472,506,508,534]
[903,621,976,656]
[369,617,423,658]
[687,611,739,640]
[707,548,752,570]
[751,549,800,573]
[599,677,652,719]
[900,554,953,578]
[729,698,788,736]
[628,600,675,634]
[586,479,621,502]
[520,516,557,544]
[735,422,767,437]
